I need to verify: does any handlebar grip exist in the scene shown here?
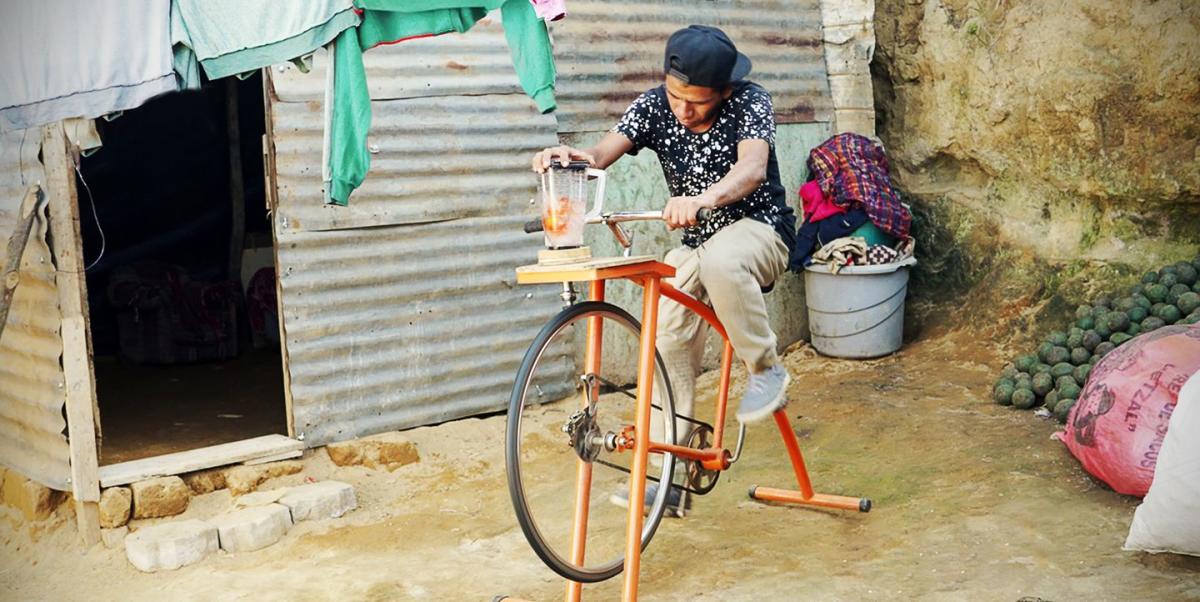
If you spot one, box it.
[697,207,712,222]
[523,218,544,234]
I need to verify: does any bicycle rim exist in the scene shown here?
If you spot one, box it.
[506,301,677,583]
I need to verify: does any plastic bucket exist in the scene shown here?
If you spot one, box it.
[803,257,917,359]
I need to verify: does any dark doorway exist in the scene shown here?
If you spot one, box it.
[77,72,288,465]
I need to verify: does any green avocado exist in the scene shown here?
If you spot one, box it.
[1043,388,1059,409]
[1146,284,1169,303]
[1015,355,1038,373]
[1133,294,1152,309]
[1094,342,1116,358]
[1126,323,1141,337]
[1128,284,1145,297]
[1115,297,1137,312]
[1141,271,1159,284]
[1046,346,1071,365]
[1179,263,1200,286]
[1075,305,1093,320]
[1054,397,1076,423]
[1159,272,1179,289]
[1160,305,1183,324]
[1106,312,1130,332]
[1066,331,1083,349]
[1141,316,1166,331]
[1128,306,1148,323]
[1178,292,1200,315]
[993,382,1015,405]
[1168,284,1191,305]
[1073,363,1091,386]
[1081,330,1102,351]
[1055,375,1076,390]
[1032,372,1054,396]
[1051,362,1075,378]
[1070,347,1091,365]
[1048,331,1068,347]
[1033,363,1053,375]
[1076,316,1095,330]
[1110,332,1133,346]
[1012,388,1037,410]
[1037,341,1055,363]
[1059,381,1082,400]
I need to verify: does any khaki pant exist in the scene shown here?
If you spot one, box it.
[652,218,790,444]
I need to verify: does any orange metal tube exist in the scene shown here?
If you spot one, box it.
[647,441,726,466]
[772,409,815,499]
[565,280,606,602]
[748,487,864,511]
[658,281,728,341]
[711,341,734,449]
[622,275,661,602]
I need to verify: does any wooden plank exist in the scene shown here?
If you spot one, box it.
[0,185,44,344]
[241,449,303,466]
[99,434,303,487]
[515,256,674,285]
[43,121,101,548]
[263,69,297,440]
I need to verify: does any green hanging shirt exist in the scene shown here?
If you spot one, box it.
[329,0,557,205]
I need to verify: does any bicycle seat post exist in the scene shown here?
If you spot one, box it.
[560,282,578,306]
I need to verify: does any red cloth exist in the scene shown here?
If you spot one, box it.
[806,133,910,238]
[799,180,847,223]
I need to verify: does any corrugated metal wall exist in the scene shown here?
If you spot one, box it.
[267,16,566,445]
[268,3,837,444]
[0,128,71,490]
[553,0,832,132]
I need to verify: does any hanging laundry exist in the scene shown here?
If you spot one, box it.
[328,0,557,205]
[530,0,568,22]
[0,1,176,131]
[171,0,361,89]
[806,133,911,239]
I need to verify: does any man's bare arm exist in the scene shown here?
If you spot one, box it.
[663,139,770,229]
[531,132,635,173]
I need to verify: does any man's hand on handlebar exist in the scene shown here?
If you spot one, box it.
[662,195,716,230]
[532,145,597,173]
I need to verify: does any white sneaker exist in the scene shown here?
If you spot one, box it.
[736,364,790,423]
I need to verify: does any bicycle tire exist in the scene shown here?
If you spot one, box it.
[506,301,677,583]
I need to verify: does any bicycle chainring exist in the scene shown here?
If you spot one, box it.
[683,424,720,495]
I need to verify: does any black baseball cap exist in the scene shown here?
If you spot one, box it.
[663,25,752,89]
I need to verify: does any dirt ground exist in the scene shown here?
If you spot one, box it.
[2,327,1199,601]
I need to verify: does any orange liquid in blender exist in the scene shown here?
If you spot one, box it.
[542,195,573,235]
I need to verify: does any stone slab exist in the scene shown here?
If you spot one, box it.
[101,526,128,549]
[225,461,303,496]
[125,520,218,572]
[210,504,292,553]
[130,476,190,519]
[278,481,357,522]
[325,432,420,471]
[99,487,132,529]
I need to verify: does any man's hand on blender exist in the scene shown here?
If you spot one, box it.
[532,146,597,173]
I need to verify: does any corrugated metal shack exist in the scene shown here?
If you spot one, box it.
[0,0,877,543]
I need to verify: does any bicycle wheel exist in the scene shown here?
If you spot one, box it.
[506,301,677,583]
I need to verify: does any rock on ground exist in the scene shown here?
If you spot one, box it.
[233,488,290,509]
[98,487,132,529]
[224,461,303,496]
[124,520,217,572]
[325,432,420,471]
[130,476,190,519]
[210,504,292,553]
[278,481,356,522]
[1,470,64,521]
[181,468,226,495]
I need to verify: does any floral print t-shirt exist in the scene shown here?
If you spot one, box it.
[612,81,795,249]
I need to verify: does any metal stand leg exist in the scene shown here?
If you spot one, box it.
[748,410,871,513]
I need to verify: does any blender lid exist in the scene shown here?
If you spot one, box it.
[550,160,592,171]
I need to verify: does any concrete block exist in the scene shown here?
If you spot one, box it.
[820,0,874,27]
[828,73,875,111]
[325,432,420,471]
[210,504,292,553]
[99,487,132,528]
[1,471,64,521]
[278,481,356,522]
[125,520,218,572]
[835,109,877,137]
[102,526,128,549]
[233,488,290,509]
[130,476,190,519]
[225,461,303,496]
[181,468,227,495]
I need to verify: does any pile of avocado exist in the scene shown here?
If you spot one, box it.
[993,257,1200,423]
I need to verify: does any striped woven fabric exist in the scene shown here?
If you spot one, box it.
[806,133,911,238]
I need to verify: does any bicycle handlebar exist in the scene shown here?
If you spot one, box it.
[523,208,711,234]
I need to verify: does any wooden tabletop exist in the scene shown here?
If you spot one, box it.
[516,255,676,284]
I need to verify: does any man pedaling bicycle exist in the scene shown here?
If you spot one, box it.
[531,25,797,514]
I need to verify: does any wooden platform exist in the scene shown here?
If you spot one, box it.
[515,255,675,284]
[98,434,302,487]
